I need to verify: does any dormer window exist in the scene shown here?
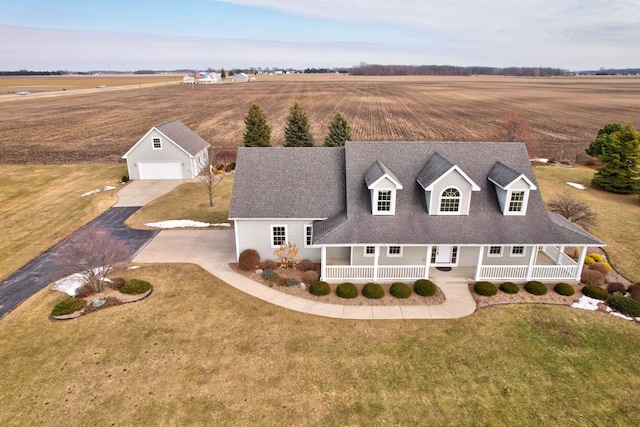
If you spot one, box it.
[508,191,525,212]
[488,161,537,216]
[439,187,461,213]
[376,190,392,212]
[365,160,403,216]
[152,137,162,149]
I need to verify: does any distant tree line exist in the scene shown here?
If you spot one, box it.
[304,68,350,74]
[350,63,567,77]
[0,70,66,76]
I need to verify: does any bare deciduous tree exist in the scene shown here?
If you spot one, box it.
[57,227,130,293]
[547,192,598,230]
[198,146,227,207]
[489,111,538,157]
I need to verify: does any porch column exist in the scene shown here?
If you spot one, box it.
[474,246,484,281]
[320,246,327,281]
[574,246,588,281]
[556,245,565,265]
[525,245,536,281]
[424,245,432,279]
[373,245,380,282]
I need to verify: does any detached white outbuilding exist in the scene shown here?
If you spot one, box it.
[122,120,210,180]
[199,73,220,84]
[233,73,249,82]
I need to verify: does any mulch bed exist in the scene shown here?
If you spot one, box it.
[470,283,580,310]
[52,287,152,320]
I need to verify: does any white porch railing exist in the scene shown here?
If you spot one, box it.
[324,265,426,281]
[541,246,575,266]
[478,264,579,281]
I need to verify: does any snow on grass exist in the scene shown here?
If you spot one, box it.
[532,158,549,163]
[145,220,231,229]
[80,185,117,197]
[572,295,636,321]
[566,182,587,190]
[51,272,112,296]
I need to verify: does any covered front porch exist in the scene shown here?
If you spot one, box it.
[320,244,588,283]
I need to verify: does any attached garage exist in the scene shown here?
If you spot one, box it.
[122,119,210,180]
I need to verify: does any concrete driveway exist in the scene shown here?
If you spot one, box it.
[115,180,184,207]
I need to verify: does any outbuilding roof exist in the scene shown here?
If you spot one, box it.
[122,119,209,159]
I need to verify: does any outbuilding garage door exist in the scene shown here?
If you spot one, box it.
[138,162,183,180]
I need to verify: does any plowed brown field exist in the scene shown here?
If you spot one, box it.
[1,74,639,164]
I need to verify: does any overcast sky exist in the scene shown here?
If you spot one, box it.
[0,0,638,71]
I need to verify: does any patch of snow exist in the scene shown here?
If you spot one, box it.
[571,295,601,311]
[145,220,231,229]
[566,182,586,190]
[104,185,116,191]
[532,158,549,163]
[51,273,86,296]
[80,186,117,197]
[126,265,140,270]
[604,306,634,321]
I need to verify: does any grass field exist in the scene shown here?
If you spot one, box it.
[0,164,126,281]
[1,75,639,163]
[1,263,640,426]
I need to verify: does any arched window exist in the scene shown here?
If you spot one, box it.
[439,187,460,212]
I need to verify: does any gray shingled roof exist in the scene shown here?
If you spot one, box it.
[416,152,455,189]
[230,141,603,247]
[364,160,401,187]
[156,119,209,156]
[488,161,525,189]
[229,147,346,219]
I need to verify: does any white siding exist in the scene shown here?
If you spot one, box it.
[427,169,474,215]
[234,219,321,262]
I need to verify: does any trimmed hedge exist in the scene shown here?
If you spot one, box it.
[120,279,151,295]
[414,279,437,297]
[582,284,608,300]
[525,281,547,295]
[261,269,278,280]
[474,281,498,296]
[239,249,260,271]
[499,282,520,294]
[390,282,412,299]
[309,281,330,296]
[554,282,575,296]
[52,297,86,316]
[362,282,385,299]
[336,282,358,299]
[607,295,640,318]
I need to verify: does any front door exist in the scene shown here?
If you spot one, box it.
[432,245,458,265]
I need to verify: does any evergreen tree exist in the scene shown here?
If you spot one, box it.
[284,102,314,147]
[243,104,271,147]
[586,123,623,157]
[323,112,352,147]
[221,68,226,79]
[591,122,640,194]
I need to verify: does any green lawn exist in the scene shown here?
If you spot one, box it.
[534,165,640,282]
[0,164,127,281]
[1,264,640,426]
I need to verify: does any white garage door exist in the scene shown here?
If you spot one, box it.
[138,162,183,180]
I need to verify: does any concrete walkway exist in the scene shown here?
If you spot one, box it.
[133,229,477,320]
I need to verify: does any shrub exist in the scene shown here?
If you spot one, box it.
[607,295,640,318]
[581,269,605,286]
[120,279,151,295]
[296,259,315,272]
[474,281,498,296]
[554,282,575,296]
[121,175,129,183]
[261,269,278,281]
[525,281,548,295]
[301,270,320,284]
[260,259,276,270]
[75,283,95,298]
[108,277,126,291]
[309,281,330,296]
[599,262,612,271]
[582,284,608,300]
[52,297,86,316]
[286,277,300,287]
[588,253,603,262]
[607,282,627,294]
[362,282,385,299]
[589,262,611,277]
[500,282,520,294]
[627,284,640,302]
[414,279,437,297]
[336,282,358,299]
[390,282,412,299]
[583,256,595,265]
[239,249,260,271]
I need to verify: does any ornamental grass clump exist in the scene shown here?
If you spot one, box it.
[301,270,320,284]
[390,282,412,299]
[554,282,575,296]
[336,282,358,299]
[362,282,384,299]
[52,297,86,317]
[499,282,520,294]
[581,269,605,286]
[414,279,437,297]
[582,284,608,300]
[525,281,547,295]
[474,281,498,296]
[309,281,330,296]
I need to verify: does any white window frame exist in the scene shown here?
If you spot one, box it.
[270,225,287,248]
[304,225,313,248]
[152,137,162,150]
[387,246,403,257]
[363,246,376,257]
[374,189,396,215]
[487,246,503,257]
[438,186,462,215]
[510,246,525,257]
